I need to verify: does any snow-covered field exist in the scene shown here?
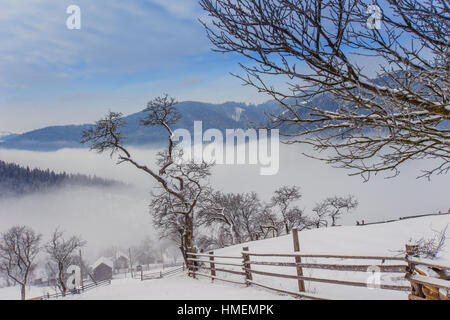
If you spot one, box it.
[212,215,449,300]
[64,274,293,300]
[0,215,448,300]
[0,285,55,300]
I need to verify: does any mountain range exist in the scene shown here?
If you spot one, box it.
[0,95,341,151]
[0,131,19,143]
[0,100,285,151]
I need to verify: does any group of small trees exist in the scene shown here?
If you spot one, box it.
[0,226,85,300]
[196,186,358,251]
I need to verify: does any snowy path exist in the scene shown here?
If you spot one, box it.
[63,273,294,300]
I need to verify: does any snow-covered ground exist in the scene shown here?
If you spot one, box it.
[0,285,55,300]
[212,215,449,300]
[64,274,294,300]
[0,215,448,300]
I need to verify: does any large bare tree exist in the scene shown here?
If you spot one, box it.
[82,94,213,263]
[0,226,41,300]
[200,0,449,180]
[45,228,86,296]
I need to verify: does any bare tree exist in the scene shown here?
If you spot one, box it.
[411,225,447,259]
[0,226,41,300]
[132,237,158,266]
[255,205,284,239]
[45,228,86,296]
[200,0,449,180]
[82,95,214,264]
[311,201,330,229]
[199,191,262,245]
[197,229,232,251]
[270,186,304,234]
[151,187,206,263]
[326,195,358,226]
[313,195,358,226]
[234,192,262,241]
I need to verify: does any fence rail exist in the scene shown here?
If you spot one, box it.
[405,246,450,300]
[247,260,406,273]
[30,279,112,300]
[140,265,185,281]
[187,229,450,300]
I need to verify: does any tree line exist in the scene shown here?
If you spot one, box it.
[0,160,121,197]
[196,187,358,251]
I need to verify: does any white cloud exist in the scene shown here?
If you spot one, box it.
[0,0,209,88]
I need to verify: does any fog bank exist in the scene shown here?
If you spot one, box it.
[0,144,448,258]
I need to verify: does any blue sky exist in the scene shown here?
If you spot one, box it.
[0,0,273,132]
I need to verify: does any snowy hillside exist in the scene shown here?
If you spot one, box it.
[212,215,450,300]
[0,215,448,300]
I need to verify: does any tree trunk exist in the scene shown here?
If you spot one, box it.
[331,216,336,227]
[58,265,67,296]
[184,214,195,255]
[20,284,26,300]
[282,213,289,234]
[183,214,197,275]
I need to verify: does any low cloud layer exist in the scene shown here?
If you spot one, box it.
[0,144,448,259]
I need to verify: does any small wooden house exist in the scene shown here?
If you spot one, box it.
[114,251,129,271]
[91,257,113,282]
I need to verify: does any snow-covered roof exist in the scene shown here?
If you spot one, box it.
[91,256,114,270]
[115,251,129,261]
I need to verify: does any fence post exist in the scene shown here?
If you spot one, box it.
[242,247,252,286]
[292,228,305,292]
[405,244,423,299]
[209,251,216,283]
[128,248,134,278]
[79,249,84,292]
[186,251,192,278]
[187,249,197,279]
[140,268,143,281]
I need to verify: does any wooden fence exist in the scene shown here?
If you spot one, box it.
[29,279,112,300]
[140,265,185,281]
[187,228,450,300]
[405,245,450,300]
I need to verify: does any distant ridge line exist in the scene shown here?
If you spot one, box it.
[356,211,450,227]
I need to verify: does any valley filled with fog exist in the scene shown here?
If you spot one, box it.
[0,144,448,260]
